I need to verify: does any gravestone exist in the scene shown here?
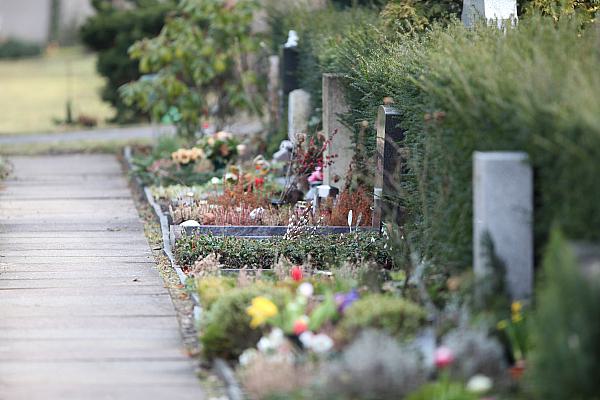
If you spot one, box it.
[268,55,281,130]
[462,0,518,27]
[473,152,533,301]
[372,106,405,229]
[288,89,311,143]
[322,74,354,188]
[282,31,300,95]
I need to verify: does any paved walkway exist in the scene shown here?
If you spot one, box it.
[0,155,204,399]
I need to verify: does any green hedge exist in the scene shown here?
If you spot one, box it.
[0,39,42,59]
[175,232,390,270]
[80,0,172,122]
[308,15,600,270]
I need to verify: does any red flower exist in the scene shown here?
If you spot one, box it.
[293,318,309,335]
[254,177,264,187]
[290,266,303,282]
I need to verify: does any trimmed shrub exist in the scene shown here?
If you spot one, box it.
[175,232,391,270]
[200,285,289,360]
[337,294,426,340]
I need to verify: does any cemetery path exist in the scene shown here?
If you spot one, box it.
[0,155,204,400]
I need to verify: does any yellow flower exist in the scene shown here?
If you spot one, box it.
[246,296,278,328]
[512,313,523,323]
[179,149,192,165]
[497,320,508,330]
[511,301,522,315]
[190,147,205,161]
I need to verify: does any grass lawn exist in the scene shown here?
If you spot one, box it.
[0,47,115,135]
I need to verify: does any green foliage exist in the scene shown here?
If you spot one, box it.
[529,228,600,400]
[121,0,264,138]
[200,285,289,359]
[380,0,462,34]
[333,16,600,271]
[175,232,391,270]
[337,294,426,340]
[406,381,478,400]
[523,0,600,23]
[195,276,237,310]
[0,39,42,59]
[80,0,170,122]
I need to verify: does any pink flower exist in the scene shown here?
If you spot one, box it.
[308,167,323,183]
[290,266,303,282]
[434,346,454,369]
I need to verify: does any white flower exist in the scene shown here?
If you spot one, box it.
[268,328,285,348]
[297,282,314,298]
[310,333,334,353]
[224,172,237,181]
[466,374,493,393]
[257,336,273,353]
[299,331,314,348]
[210,177,221,185]
[236,144,248,156]
[216,131,232,140]
[250,207,265,220]
[239,348,257,366]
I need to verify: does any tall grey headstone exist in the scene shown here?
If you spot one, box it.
[462,0,517,27]
[268,55,281,130]
[473,152,533,301]
[288,89,311,143]
[322,74,353,188]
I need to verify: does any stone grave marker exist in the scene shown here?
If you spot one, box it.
[473,151,533,301]
[462,0,518,27]
[288,89,311,143]
[372,105,406,229]
[268,55,281,130]
[322,73,354,189]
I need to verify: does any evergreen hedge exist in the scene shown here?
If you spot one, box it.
[270,7,600,270]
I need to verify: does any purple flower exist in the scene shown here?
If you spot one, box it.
[335,289,360,313]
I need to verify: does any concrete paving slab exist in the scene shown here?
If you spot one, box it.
[0,154,203,399]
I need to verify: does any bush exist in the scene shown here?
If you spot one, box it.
[196,276,237,310]
[0,39,42,59]
[331,16,600,271]
[80,0,171,122]
[337,294,426,340]
[175,232,391,270]
[121,0,264,138]
[200,285,289,360]
[529,228,600,400]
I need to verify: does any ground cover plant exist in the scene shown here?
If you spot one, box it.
[176,231,390,270]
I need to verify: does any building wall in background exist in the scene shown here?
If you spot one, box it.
[0,0,94,44]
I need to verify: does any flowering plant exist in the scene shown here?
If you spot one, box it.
[197,131,240,170]
[496,301,529,362]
